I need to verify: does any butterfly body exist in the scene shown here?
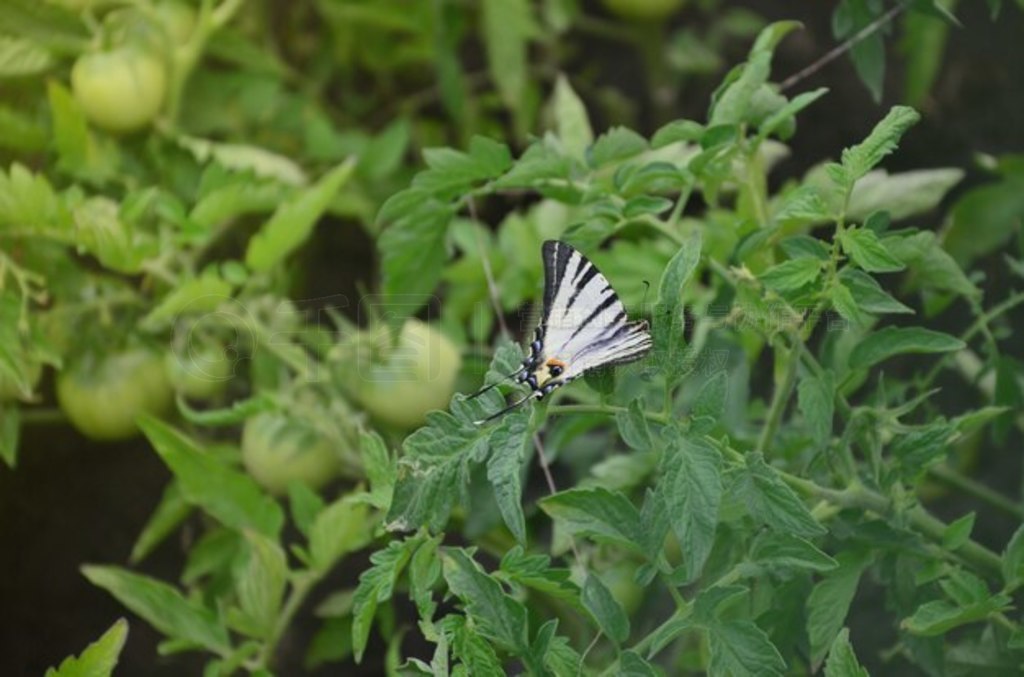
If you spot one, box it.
[473,240,652,423]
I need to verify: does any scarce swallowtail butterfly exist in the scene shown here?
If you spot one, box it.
[473,240,652,424]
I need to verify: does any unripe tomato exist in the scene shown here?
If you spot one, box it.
[352,320,462,429]
[71,45,167,133]
[241,413,341,495]
[165,345,233,401]
[57,348,173,441]
[601,0,686,21]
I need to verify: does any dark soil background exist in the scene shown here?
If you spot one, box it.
[2,2,1022,675]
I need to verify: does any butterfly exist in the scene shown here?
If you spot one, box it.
[473,240,652,424]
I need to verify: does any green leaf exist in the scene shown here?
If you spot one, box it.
[309,495,373,572]
[140,268,233,331]
[360,430,395,511]
[776,185,833,222]
[652,232,702,387]
[481,0,535,112]
[692,371,729,421]
[582,574,630,644]
[189,174,288,230]
[708,620,787,677]
[415,136,513,195]
[942,512,976,550]
[539,487,644,553]
[837,268,913,315]
[0,0,89,53]
[615,398,654,452]
[486,407,530,544]
[47,81,117,183]
[658,432,723,581]
[651,119,704,148]
[587,127,648,167]
[807,550,871,665]
[834,0,886,102]
[756,87,829,142]
[945,175,1024,266]
[82,566,230,653]
[440,614,504,675]
[0,36,53,77]
[750,532,838,573]
[245,158,356,272]
[442,548,530,655]
[129,482,191,564]
[849,326,964,370]
[499,547,580,607]
[176,136,307,185]
[234,531,288,639]
[798,371,835,448]
[0,104,47,153]
[44,618,128,677]
[1002,524,1024,588]
[0,404,19,468]
[552,75,593,160]
[823,628,869,677]
[883,230,980,299]
[710,51,771,126]
[760,257,822,292]
[902,591,1012,636]
[840,228,905,273]
[287,482,324,538]
[846,168,963,222]
[618,650,659,676]
[352,538,418,663]
[138,416,283,538]
[737,453,825,537]
[830,106,921,195]
[902,5,954,105]
[409,536,442,622]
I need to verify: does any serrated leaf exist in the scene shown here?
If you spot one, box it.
[587,127,648,167]
[823,628,868,677]
[831,106,920,194]
[651,119,704,148]
[82,566,230,654]
[0,0,89,53]
[708,620,787,677]
[352,538,418,663]
[710,51,771,126]
[658,432,722,581]
[807,550,871,665]
[138,416,283,538]
[441,614,505,675]
[539,487,644,554]
[309,496,373,572]
[44,618,128,677]
[757,87,829,142]
[245,158,355,272]
[846,168,963,222]
[552,75,593,160]
[0,36,52,77]
[140,269,233,331]
[582,574,630,644]
[942,512,975,550]
[798,371,834,448]
[129,482,191,564]
[840,228,905,273]
[615,398,654,452]
[652,232,702,387]
[884,230,980,299]
[837,268,913,315]
[360,430,395,511]
[442,549,530,655]
[760,257,823,292]
[849,326,964,370]
[902,592,1012,636]
[776,185,833,222]
[416,136,513,195]
[235,531,288,639]
[692,370,728,421]
[486,407,530,544]
[750,532,838,572]
[738,454,824,537]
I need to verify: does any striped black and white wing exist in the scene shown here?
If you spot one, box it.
[539,240,651,379]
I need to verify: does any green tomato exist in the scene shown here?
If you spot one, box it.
[241,413,340,495]
[57,348,173,441]
[353,320,462,429]
[154,1,197,45]
[601,0,686,21]
[165,346,233,400]
[71,45,167,133]
[597,559,645,615]
[0,361,41,403]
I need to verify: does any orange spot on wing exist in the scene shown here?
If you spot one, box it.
[546,358,566,368]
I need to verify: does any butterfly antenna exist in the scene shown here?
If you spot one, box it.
[467,368,524,400]
[640,280,651,315]
[473,391,536,426]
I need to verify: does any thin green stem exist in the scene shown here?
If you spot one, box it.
[257,572,315,669]
[928,464,1024,521]
[756,336,802,455]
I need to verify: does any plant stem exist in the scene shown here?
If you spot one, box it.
[257,572,315,669]
[928,464,1024,521]
[756,336,801,455]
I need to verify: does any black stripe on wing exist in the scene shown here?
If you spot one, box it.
[541,240,573,319]
[569,293,619,341]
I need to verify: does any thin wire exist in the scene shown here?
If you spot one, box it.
[778,2,907,93]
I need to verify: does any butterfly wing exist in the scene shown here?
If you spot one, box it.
[539,240,651,380]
